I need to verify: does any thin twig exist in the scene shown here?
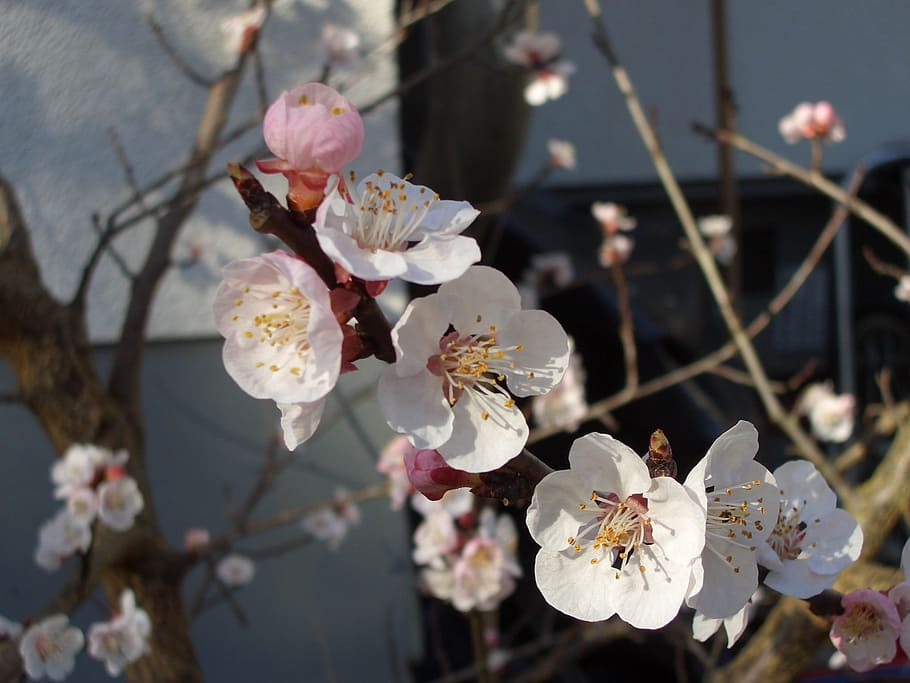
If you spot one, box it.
[146,13,213,88]
[469,611,494,683]
[583,0,854,505]
[610,262,638,395]
[863,245,906,280]
[708,364,787,393]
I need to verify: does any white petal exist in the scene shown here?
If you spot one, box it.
[378,369,453,450]
[702,421,759,484]
[437,390,528,472]
[526,469,596,550]
[691,542,758,618]
[401,235,481,285]
[315,225,409,281]
[763,559,836,598]
[610,542,692,629]
[498,310,570,396]
[391,294,454,377]
[277,398,326,450]
[774,460,836,519]
[438,266,522,336]
[692,612,722,642]
[534,549,616,622]
[567,433,650,499]
[645,477,706,563]
[805,508,863,574]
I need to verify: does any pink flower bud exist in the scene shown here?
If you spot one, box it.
[405,449,482,501]
[257,83,364,210]
[183,528,210,553]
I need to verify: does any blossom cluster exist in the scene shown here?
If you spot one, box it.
[591,201,636,268]
[412,490,521,613]
[4,589,151,680]
[218,82,575,469]
[301,488,361,550]
[797,381,855,443]
[779,101,846,144]
[36,444,144,572]
[526,422,862,640]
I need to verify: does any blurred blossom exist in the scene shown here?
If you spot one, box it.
[87,590,152,676]
[35,508,92,572]
[220,5,267,56]
[779,101,846,144]
[216,553,256,587]
[19,615,84,682]
[301,489,361,550]
[598,233,634,268]
[830,589,900,672]
[0,615,22,641]
[531,337,587,433]
[519,252,574,309]
[798,382,855,443]
[697,214,732,237]
[591,202,636,235]
[503,31,575,106]
[377,436,417,510]
[894,275,910,303]
[321,23,360,66]
[547,139,576,170]
[97,475,145,532]
[183,527,210,553]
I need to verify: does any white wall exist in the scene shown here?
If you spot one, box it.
[517,0,910,185]
[1,0,399,342]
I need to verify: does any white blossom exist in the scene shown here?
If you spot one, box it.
[448,511,522,612]
[413,509,459,568]
[758,460,862,598]
[503,31,575,106]
[894,275,910,303]
[888,537,910,658]
[0,615,22,640]
[301,489,361,550]
[377,436,416,510]
[87,590,151,676]
[531,337,587,433]
[547,139,576,170]
[683,422,778,620]
[35,509,92,572]
[527,433,706,628]
[798,382,855,443]
[692,603,750,648]
[214,251,343,405]
[216,554,256,587]
[19,615,84,681]
[779,101,845,144]
[598,233,634,268]
[97,476,144,532]
[314,172,480,285]
[379,266,570,472]
[321,23,360,66]
[65,488,98,527]
[592,202,637,234]
[697,215,732,238]
[51,444,125,500]
[410,488,475,520]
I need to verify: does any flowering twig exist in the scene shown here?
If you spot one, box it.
[692,122,910,259]
[582,0,854,505]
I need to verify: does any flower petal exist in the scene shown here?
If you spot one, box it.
[437,390,529,472]
[497,310,570,396]
[401,235,481,285]
[378,369,453,450]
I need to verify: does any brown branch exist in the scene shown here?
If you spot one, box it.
[109,51,253,409]
[863,245,906,280]
[692,122,910,259]
[610,263,638,395]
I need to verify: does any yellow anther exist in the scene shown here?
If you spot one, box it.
[298,95,310,105]
[331,106,345,116]
[290,367,301,376]
[269,364,279,372]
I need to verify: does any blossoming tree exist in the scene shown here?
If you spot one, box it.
[3,2,910,682]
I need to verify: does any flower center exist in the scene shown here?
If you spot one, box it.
[767,499,810,561]
[232,285,313,376]
[840,603,886,643]
[35,634,62,660]
[567,492,654,579]
[426,327,525,421]
[704,479,766,573]
[346,172,439,252]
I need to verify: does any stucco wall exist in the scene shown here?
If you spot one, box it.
[2,0,400,342]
